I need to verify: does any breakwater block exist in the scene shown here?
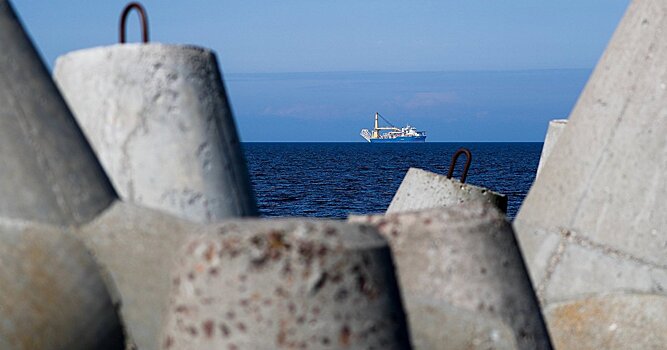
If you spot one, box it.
[0,0,122,347]
[405,296,519,350]
[0,0,114,227]
[54,41,257,223]
[0,220,121,350]
[514,0,667,347]
[535,119,567,177]
[350,203,551,349]
[386,168,507,214]
[160,219,411,349]
[78,202,202,350]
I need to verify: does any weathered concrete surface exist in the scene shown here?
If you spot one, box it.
[160,219,411,349]
[78,202,202,350]
[406,296,518,350]
[0,0,115,226]
[514,0,667,347]
[386,168,507,214]
[545,294,667,349]
[54,43,257,223]
[350,203,551,350]
[535,119,567,177]
[0,1,122,348]
[0,219,122,350]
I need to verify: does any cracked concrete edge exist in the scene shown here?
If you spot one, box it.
[519,224,667,307]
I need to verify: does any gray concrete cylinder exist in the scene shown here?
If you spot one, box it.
[160,219,411,349]
[535,119,567,178]
[54,43,257,223]
[386,168,507,214]
[0,1,121,348]
[351,203,551,350]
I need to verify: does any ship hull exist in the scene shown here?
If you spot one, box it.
[369,136,426,143]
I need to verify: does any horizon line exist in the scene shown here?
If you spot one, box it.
[224,67,593,76]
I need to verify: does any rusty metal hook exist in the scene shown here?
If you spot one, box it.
[119,2,149,44]
[447,148,472,183]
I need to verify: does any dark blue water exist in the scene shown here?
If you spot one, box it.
[243,142,542,219]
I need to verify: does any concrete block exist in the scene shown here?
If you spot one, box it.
[535,119,567,177]
[0,1,121,347]
[350,203,551,350]
[78,202,202,350]
[386,168,507,214]
[405,296,518,350]
[0,0,114,226]
[54,43,257,223]
[160,219,411,349]
[0,220,122,350]
[514,0,667,346]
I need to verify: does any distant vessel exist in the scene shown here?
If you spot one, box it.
[360,112,426,143]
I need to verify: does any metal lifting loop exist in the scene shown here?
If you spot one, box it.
[446,148,472,183]
[119,2,149,44]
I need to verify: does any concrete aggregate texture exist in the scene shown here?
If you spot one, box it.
[160,219,411,349]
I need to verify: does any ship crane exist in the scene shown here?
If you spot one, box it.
[372,113,400,137]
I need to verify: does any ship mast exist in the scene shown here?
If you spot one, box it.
[372,112,380,138]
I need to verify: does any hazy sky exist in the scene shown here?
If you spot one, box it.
[12,0,630,141]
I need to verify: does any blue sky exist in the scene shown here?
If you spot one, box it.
[13,0,630,141]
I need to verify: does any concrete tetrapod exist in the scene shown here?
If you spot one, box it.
[0,220,124,350]
[0,0,114,227]
[160,219,412,349]
[0,0,121,348]
[78,202,203,350]
[54,42,257,223]
[350,203,552,350]
[386,168,507,214]
[535,119,567,178]
[514,0,667,348]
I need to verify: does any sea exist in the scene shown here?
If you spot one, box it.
[243,142,542,220]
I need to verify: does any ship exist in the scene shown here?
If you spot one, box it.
[360,112,426,143]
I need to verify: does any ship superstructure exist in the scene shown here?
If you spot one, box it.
[360,112,426,143]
